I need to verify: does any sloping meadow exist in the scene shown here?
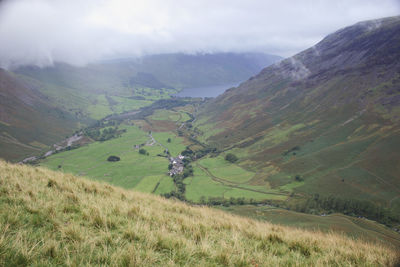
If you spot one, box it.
[0,160,398,266]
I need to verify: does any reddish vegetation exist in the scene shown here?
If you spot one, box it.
[0,69,77,161]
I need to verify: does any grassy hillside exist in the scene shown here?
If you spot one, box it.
[194,17,400,218]
[220,205,400,248]
[0,160,398,266]
[39,101,400,242]
[0,69,79,161]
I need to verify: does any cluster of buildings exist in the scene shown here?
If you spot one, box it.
[168,154,185,176]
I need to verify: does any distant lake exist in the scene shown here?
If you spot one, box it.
[174,81,241,98]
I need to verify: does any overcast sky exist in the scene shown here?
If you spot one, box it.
[0,0,399,68]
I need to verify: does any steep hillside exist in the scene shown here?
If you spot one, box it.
[0,160,397,266]
[195,17,400,213]
[0,69,78,161]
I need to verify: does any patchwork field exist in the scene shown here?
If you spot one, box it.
[41,125,175,191]
[38,98,400,246]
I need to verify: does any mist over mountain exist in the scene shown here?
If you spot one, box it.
[0,0,398,68]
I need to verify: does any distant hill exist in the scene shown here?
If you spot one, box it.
[15,52,282,91]
[0,160,397,266]
[0,69,78,161]
[195,17,400,215]
[11,52,281,120]
[132,52,282,88]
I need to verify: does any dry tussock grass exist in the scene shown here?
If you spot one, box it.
[0,160,398,266]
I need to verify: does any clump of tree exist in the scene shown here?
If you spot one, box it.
[163,163,194,201]
[295,175,304,182]
[84,125,126,142]
[283,146,300,156]
[107,155,120,162]
[199,196,274,207]
[130,99,195,120]
[139,148,148,155]
[225,153,238,163]
[181,146,218,161]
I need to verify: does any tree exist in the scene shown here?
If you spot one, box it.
[225,153,238,163]
[167,138,171,143]
[295,175,304,182]
[139,148,147,155]
[107,155,120,162]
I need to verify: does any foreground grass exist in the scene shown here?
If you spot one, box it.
[0,160,398,266]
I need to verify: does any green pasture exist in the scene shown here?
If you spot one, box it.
[149,109,182,121]
[41,125,170,190]
[149,109,191,123]
[154,176,175,195]
[134,175,166,193]
[185,166,230,202]
[151,132,186,156]
[111,96,152,113]
[185,166,286,202]
[198,156,255,183]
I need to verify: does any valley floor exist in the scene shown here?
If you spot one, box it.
[35,99,400,248]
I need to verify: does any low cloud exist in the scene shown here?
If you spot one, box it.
[0,0,399,68]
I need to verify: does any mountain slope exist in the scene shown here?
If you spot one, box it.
[195,17,400,213]
[0,160,397,266]
[0,69,77,161]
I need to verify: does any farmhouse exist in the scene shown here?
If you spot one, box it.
[168,154,185,176]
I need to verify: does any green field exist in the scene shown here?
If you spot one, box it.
[151,132,186,156]
[37,94,400,249]
[185,166,229,202]
[149,108,192,123]
[41,125,172,191]
[87,95,114,120]
[111,96,153,114]
[184,163,287,202]
[198,156,255,183]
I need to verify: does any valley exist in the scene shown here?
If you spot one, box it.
[36,90,400,248]
[1,9,400,265]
